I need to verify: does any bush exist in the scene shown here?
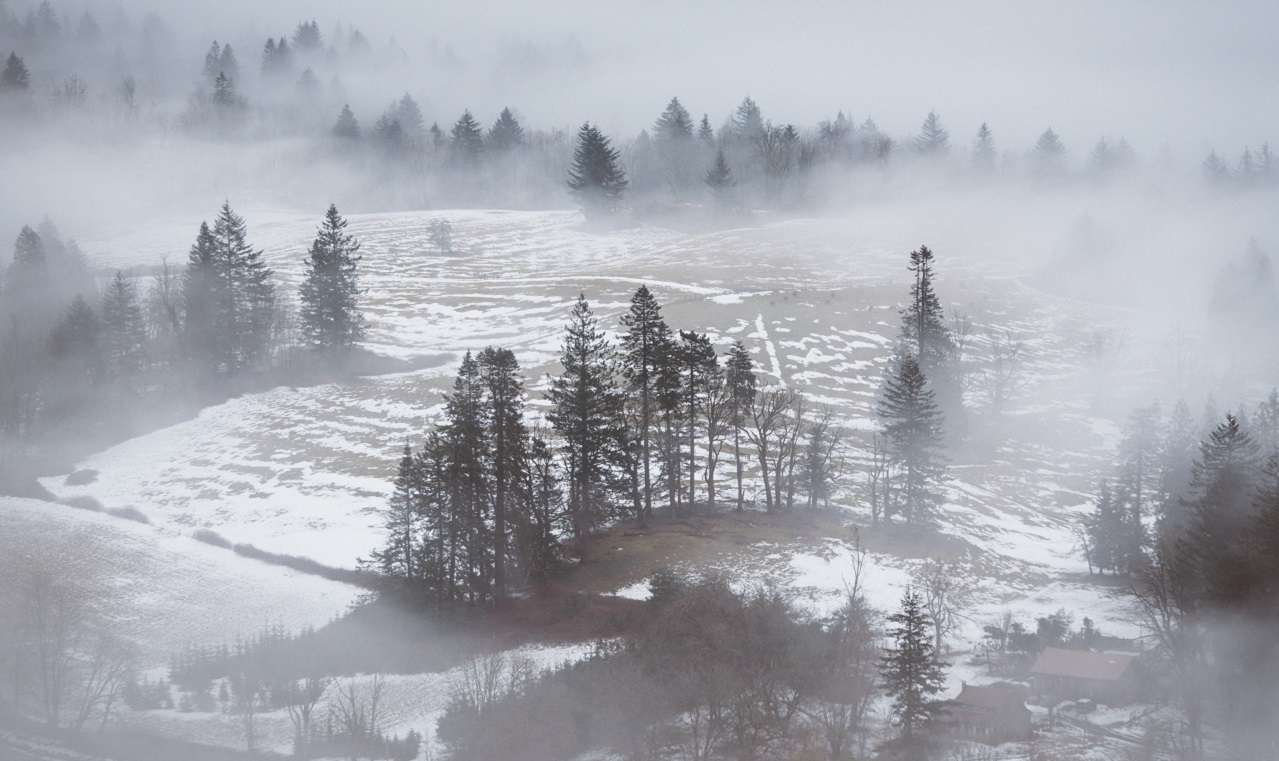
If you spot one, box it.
[192,529,231,548]
[109,506,150,524]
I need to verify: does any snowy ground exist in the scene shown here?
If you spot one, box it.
[20,205,1210,755]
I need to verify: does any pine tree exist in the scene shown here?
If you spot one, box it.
[704,149,736,210]
[913,110,950,157]
[725,340,756,511]
[450,110,484,165]
[487,107,524,152]
[880,588,947,758]
[292,20,322,51]
[1180,413,1262,606]
[212,72,235,107]
[547,294,623,558]
[697,114,714,143]
[1,52,29,92]
[219,44,240,82]
[653,96,693,141]
[479,347,528,598]
[621,285,674,523]
[442,352,493,603]
[732,96,764,139]
[202,41,222,78]
[333,104,360,139]
[878,356,946,526]
[372,443,420,581]
[677,331,718,506]
[972,122,996,172]
[567,122,628,217]
[1203,151,1230,184]
[100,271,148,387]
[298,204,365,357]
[1033,128,1067,175]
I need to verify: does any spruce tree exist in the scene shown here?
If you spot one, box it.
[913,110,950,157]
[697,114,714,144]
[880,588,947,758]
[621,285,674,523]
[212,72,235,107]
[1033,127,1068,175]
[878,356,946,526]
[1,52,29,92]
[450,109,484,166]
[704,149,736,210]
[567,122,628,217]
[219,44,240,82]
[333,104,360,139]
[487,107,524,152]
[5,225,48,301]
[653,96,693,141]
[1180,413,1261,606]
[372,443,420,581]
[214,203,275,371]
[478,346,528,598]
[292,20,322,51]
[972,122,996,172]
[441,352,493,603]
[547,294,623,557]
[732,96,764,139]
[100,270,148,387]
[677,331,717,506]
[395,94,426,147]
[725,340,756,511]
[49,294,101,382]
[202,41,222,78]
[298,204,365,358]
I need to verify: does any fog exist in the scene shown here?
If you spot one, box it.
[2,0,1279,759]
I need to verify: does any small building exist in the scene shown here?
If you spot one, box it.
[1029,648,1139,706]
[949,682,1033,745]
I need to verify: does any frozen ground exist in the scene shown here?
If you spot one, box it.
[20,206,1204,755]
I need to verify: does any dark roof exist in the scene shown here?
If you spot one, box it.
[1030,648,1136,682]
[955,683,1027,711]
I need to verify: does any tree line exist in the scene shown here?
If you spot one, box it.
[0,201,367,486]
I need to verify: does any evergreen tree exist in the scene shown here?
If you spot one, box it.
[1,52,29,92]
[677,331,718,506]
[441,352,492,603]
[5,225,48,301]
[212,72,235,107]
[878,356,946,526]
[621,285,674,523]
[913,110,950,157]
[697,114,714,143]
[1237,147,1256,186]
[372,115,405,155]
[1179,413,1261,606]
[333,104,360,139]
[1033,127,1068,175]
[48,294,101,384]
[725,340,757,511]
[972,122,996,172]
[292,20,322,51]
[899,245,958,413]
[703,149,736,210]
[395,94,426,147]
[478,347,528,599]
[372,443,420,581]
[100,271,147,387]
[219,44,240,83]
[1116,403,1162,524]
[202,40,222,78]
[1203,150,1230,184]
[567,122,628,217]
[1250,452,1279,602]
[547,294,623,558]
[1089,137,1116,178]
[449,109,484,165]
[182,221,223,370]
[1086,479,1144,575]
[486,107,524,152]
[880,588,947,758]
[298,204,365,357]
[732,96,764,139]
[652,96,693,141]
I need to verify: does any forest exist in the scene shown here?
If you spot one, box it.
[2,1,1279,761]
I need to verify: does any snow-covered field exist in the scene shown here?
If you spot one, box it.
[16,205,1204,754]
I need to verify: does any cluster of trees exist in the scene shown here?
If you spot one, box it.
[370,286,858,605]
[1203,143,1277,189]
[0,202,365,483]
[0,532,136,733]
[1123,402,1279,759]
[437,570,960,761]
